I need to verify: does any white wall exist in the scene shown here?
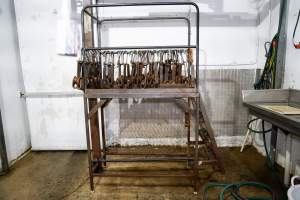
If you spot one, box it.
[0,0,31,163]
[14,0,260,150]
[281,0,300,173]
[256,0,280,70]
[14,0,86,150]
[283,0,300,89]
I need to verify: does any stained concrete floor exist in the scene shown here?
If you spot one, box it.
[0,147,282,200]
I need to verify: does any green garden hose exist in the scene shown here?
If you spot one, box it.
[203,181,274,200]
[203,118,288,200]
[245,118,288,200]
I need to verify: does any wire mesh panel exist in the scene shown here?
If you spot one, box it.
[199,69,256,138]
[120,99,185,138]
[101,99,195,146]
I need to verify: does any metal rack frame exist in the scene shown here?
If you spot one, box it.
[97,16,191,47]
[80,2,224,192]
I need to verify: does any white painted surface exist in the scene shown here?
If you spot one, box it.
[14,0,86,150]
[27,97,86,150]
[0,0,31,163]
[283,0,300,89]
[14,0,77,92]
[14,0,260,150]
[282,0,300,174]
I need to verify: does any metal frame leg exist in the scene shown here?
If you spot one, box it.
[186,113,191,168]
[89,98,102,169]
[84,97,94,191]
[100,105,107,167]
[185,98,192,168]
[284,133,292,186]
[193,96,200,193]
[186,112,191,145]
[270,125,278,166]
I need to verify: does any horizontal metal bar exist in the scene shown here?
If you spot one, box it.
[93,170,195,177]
[186,141,206,145]
[97,16,191,47]
[105,151,190,156]
[83,45,196,51]
[93,157,193,163]
[83,2,199,12]
[21,91,83,98]
[85,88,198,99]
[98,16,190,25]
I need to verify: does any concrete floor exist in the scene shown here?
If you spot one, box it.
[0,147,282,200]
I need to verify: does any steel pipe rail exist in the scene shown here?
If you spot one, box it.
[93,171,195,177]
[97,16,191,46]
[82,45,196,51]
[92,157,194,163]
[20,91,83,98]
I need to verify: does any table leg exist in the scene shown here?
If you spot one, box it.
[270,125,278,166]
[284,133,292,186]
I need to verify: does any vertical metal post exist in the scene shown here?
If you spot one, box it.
[270,125,278,165]
[193,3,200,192]
[89,100,102,160]
[187,19,191,47]
[83,1,98,190]
[83,97,94,191]
[192,0,199,179]
[195,4,199,89]
[95,0,99,48]
[275,0,289,88]
[87,0,101,163]
[185,99,191,168]
[190,5,200,188]
[186,111,191,144]
[0,110,9,174]
[284,133,292,186]
[90,0,95,47]
[193,96,200,192]
[100,106,106,167]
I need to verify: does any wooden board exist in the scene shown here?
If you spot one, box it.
[258,105,300,115]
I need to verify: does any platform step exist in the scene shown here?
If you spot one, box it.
[93,170,195,177]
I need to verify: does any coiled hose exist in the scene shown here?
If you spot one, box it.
[203,181,274,200]
[203,118,287,200]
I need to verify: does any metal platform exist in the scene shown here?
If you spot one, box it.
[243,89,300,186]
[85,88,199,98]
[243,89,300,135]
